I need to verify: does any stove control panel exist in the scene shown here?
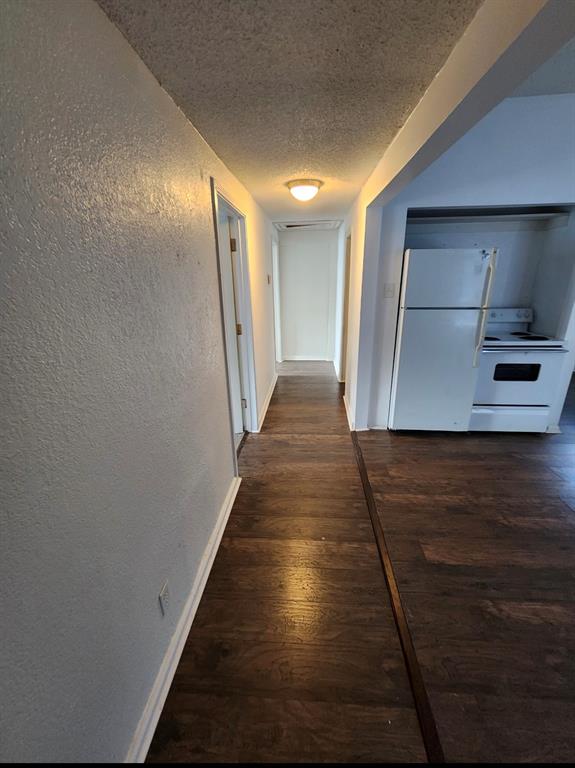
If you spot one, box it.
[488,308,533,323]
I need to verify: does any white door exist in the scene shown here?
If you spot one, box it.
[389,308,483,430]
[402,248,495,308]
[279,229,338,360]
[271,239,282,363]
[217,208,244,436]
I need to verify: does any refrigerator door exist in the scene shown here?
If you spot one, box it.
[389,308,483,430]
[401,248,495,309]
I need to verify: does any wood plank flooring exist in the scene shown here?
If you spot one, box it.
[276,360,336,376]
[148,372,575,763]
[358,376,575,763]
[147,376,425,763]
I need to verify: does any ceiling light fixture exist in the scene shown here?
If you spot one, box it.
[286,179,323,202]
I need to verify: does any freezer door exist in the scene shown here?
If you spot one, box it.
[389,308,483,430]
[402,248,495,308]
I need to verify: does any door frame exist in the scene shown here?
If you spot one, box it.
[340,231,352,382]
[271,237,282,363]
[211,180,258,449]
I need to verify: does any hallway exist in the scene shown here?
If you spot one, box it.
[148,374,575,763]
[3,2,575,762]
[147,374,425,762]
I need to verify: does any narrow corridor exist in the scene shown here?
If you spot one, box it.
[4,2,575,762]
[148,374,575,763]
[147,374,425,762]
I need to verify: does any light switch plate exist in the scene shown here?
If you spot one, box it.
[383,283,396,299]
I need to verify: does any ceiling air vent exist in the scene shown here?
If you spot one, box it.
[275,220,341,231]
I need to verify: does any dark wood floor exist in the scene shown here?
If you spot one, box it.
[358,376,575,763]
[147,376,425,763]
[148,374,575,763]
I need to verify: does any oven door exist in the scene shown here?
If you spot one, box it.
[475,348,568,406]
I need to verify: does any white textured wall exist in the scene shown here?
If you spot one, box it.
[0,0,273,761]
[279,229,338,361]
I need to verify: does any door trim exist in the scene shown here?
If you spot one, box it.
[211,180,258,464]
[271,237,282,363]
[339,231,352,383]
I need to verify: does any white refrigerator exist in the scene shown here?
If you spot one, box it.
[389,248,497,431]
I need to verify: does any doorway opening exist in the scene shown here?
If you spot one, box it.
[212,182,258,454]
[272,221,348,381]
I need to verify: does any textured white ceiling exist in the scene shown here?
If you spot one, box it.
[513,36,575,98]
[98,0,482,219]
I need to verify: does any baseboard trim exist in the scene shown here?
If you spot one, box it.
[343,393,354,431]
[253,372,277,433]
[125,476,241,763]
[283,356,331,361]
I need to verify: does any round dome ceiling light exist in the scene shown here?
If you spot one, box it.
[286,179,323,202]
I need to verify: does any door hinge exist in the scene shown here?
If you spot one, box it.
[241,398,247,408]
[236,323,243,336]
[230,238,237,252]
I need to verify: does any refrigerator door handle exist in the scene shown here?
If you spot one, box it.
[473,310,487,367]
[481,249,497,308]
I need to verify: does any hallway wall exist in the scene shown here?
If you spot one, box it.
[278,229,338,361]
[0,0,274,761]
[337,3,575,430]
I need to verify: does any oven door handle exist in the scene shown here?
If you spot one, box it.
[481,347,569,353]
[473,310,488,367]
